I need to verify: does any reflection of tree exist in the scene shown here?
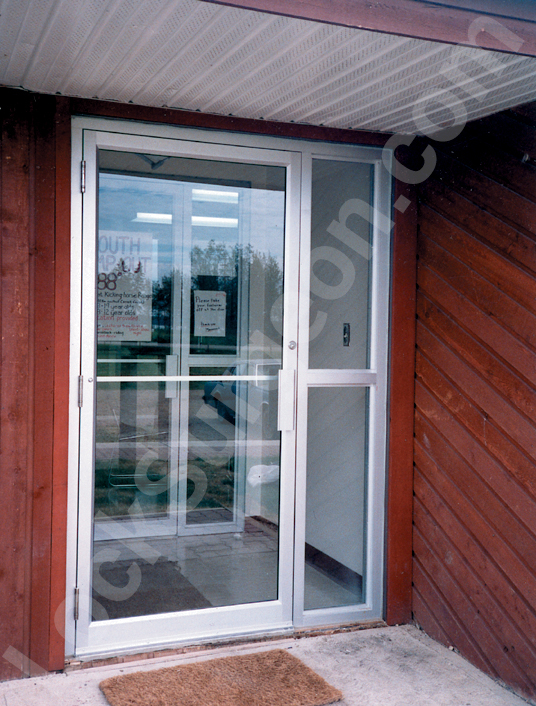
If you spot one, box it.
[191,240,282,303]
[107,258,152,317]
[151,241,283,344]
[191,240,236,278]
[152,274,174,342]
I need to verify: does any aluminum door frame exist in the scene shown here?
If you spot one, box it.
[292,146,391,628]
[67,122,300,658]
[65,116,392,659]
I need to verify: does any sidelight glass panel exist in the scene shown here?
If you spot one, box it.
[304,386,368,610]
[309,159,373,370]
[92,150,285,620]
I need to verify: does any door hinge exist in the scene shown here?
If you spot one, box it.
[80,160,86,193]
[78,375,83,407]
[74,587,79,621]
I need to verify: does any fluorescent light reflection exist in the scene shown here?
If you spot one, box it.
[192,189,239,203]
[132,213,238,228]
[192,216,238,228]
[132,190,239,227]
[133,212,172,225]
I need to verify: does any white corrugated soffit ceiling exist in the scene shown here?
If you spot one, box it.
[2,0,536,134]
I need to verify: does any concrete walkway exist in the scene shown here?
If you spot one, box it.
[0,625,531,705]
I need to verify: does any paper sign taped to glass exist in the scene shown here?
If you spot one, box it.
[193,290,226,337]
[97,231,153,342]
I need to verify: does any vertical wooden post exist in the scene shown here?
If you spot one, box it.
[385,156,418,625]
[0,89,33,679]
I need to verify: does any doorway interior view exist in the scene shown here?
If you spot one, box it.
[67,119,391,658]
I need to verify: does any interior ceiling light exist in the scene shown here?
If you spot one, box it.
[132,212,172,224]
[192,189,239,203]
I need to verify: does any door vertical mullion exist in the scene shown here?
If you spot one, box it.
[364,158,391,618]
[293,150,313,627]
[274,150,301,624]
[76,129,99,651]
[65,125,85,656]
[176,185,191,534]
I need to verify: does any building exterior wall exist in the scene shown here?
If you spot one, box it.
[414,106,536,698]
[0,89,71,678]
[0,88,414,680]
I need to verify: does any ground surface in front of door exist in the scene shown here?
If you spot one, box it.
[0,626,527,705]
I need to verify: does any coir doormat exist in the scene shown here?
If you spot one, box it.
[99,648,343,706]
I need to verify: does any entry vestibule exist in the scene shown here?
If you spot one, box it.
[67,118,391,658]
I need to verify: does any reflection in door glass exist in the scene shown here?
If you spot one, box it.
[92,151,285,620]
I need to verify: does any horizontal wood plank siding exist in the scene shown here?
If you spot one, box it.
[414,107,536,699]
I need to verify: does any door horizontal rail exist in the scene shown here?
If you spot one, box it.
[306,370,377,386]
[95,375,278,382]
[97,359,162,363]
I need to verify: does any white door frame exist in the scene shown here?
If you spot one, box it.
[65,117,391,659]
[293,149,392,628]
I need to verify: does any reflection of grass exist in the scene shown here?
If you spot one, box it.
[94,441,238,518]
[95,458,167,487]
[94,459,168,518]
[189,455,234,510]
[94,487,169,519]
[94,486,135,517]
[95,426,120,443]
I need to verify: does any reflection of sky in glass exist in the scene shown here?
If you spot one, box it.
[99,173,285,281]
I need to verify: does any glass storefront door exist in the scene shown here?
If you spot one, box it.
[69,121,390,658]
[74,130,300,656]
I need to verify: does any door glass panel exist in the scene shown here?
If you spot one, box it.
[309,159,373,369]
[92,150,285,620]
[304,386,368,610]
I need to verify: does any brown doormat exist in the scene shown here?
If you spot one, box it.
[100,649,343,706]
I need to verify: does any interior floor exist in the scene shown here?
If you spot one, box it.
[92,517,362,620]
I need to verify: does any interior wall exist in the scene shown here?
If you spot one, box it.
[414,104,536,699]
[304,158,373,575]
[306,386,367,575]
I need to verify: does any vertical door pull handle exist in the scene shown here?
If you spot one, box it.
[277,369,295,431]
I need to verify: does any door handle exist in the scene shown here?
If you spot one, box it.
[277,369,295,431]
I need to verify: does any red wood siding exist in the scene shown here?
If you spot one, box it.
[0,88,33,682]
[386,171,418,625]
[0,89,70,679]
[414,107,536,698]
